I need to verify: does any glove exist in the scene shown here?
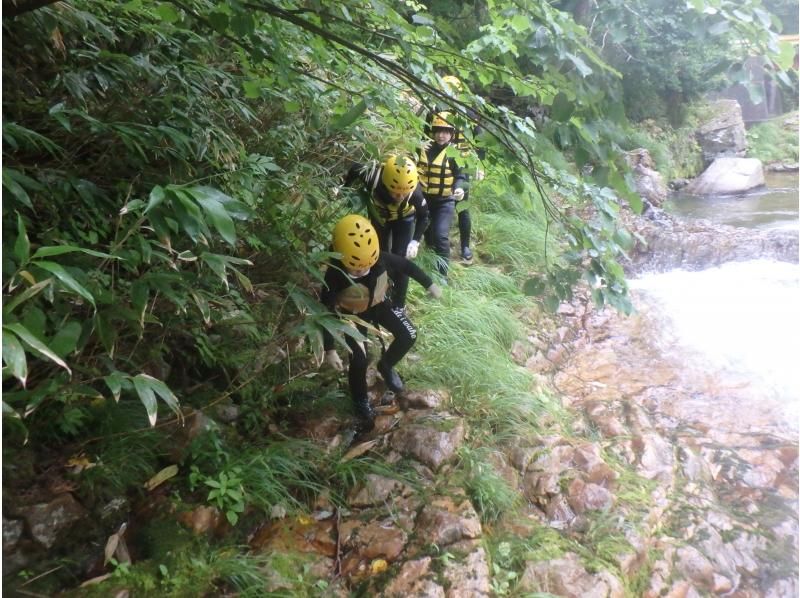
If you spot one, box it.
[452,188,465,202]
[475,168,485,181]
[427,283,442,299]
[324,350,343,371]
[405,240,420,259]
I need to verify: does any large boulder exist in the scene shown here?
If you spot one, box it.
[685,157,764,195]
[695,99,747,165]
[626,149,668,208]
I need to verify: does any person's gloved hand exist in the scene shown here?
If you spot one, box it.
[475,168,485,181]
[452,188,465,201]
[427,283,442,299]
[405,240,420,259]
[324,350,343,371]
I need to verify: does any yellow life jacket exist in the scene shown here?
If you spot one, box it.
[417,146,454,198]
[369,167,415,225]
[336,271,389,314]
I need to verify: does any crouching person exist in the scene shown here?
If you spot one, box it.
[321,215,442,433]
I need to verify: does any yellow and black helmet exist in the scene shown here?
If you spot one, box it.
[332,214,379,270]
[430,111,455,130]
[441,75,464,95]
[381,155,418,196]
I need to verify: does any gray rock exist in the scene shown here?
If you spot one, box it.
[3,517,24,553]
[686,157,764,195]
[695,99,747,165]
[21,493,86,549]
[390,414,466,470]
[442,545,491,597]
[519,552,624,597]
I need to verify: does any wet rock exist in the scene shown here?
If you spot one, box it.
[695,99,747,165]
[250,516,336,557]
[442,544,491,597]
[381,557,444,597]
[686,157,764,195]
[3,517,23,553]
[486,451,520,491]
[21,493,86,549]
[626,148,668,207]
[676,545,714,588]
[573,443,619,484]
[348,474,410,508]
[177,505,227,536]
[508,446,538,472]
[566,479,615,514]
[413,495,482,547]
[544,494,576,527]
[390,413,466,470]
[339,517,408,571]
[635,432,674,482]
[518,552,624,597]
[401,389,448,410]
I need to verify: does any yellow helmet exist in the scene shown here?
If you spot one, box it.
[333,214,380,270]
[381,155,418,196]
[441,75,463,94]
[430,112,455,130]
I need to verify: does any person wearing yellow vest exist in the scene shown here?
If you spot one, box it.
[321,215,442,433]
[426,75,485,264]
[343,156,429,309]
[416,112,466,276]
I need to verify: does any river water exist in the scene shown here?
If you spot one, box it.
[547,172,799,595]
[632,171,800,433]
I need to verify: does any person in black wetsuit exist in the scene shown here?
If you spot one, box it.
[343,155,429,309]
[321,214,442,432]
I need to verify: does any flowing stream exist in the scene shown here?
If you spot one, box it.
[551,171,798,594]
[634,172,800,434]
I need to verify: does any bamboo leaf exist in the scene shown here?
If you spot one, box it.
[3,279,51,317]
[2,330,28,386]
[31,245,120,260]
[132,374,158,426]
[34,261,96,307]
[14,213,30,264]
[3,323,71,375]
[144,465,179,491]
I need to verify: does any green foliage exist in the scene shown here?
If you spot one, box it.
[457,446,521,523]
[746,113,800,163]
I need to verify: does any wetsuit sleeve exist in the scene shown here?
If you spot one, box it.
[320,265,345,351]
[410,185,429,241]
[343,162,366,187]
[449,157,467,190]
[382,252,433,289]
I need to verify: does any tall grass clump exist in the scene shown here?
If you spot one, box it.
[408,264,558,439]
[746,114,800,164]
[457,446,521,523]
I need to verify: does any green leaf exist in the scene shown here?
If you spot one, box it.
[243,79,261,99]
[31,245,118,260]
[190,291,211,324]
[145,185,166,214]
[509,14,530,33]
[104,371,126,402]
[132,374,158,426]
[3,169,33,208]
[156,3,180,23]
[14,214,30,264]
[331,99,368,131]
[2,330,28,386]
[3,323,71,375]
[137,373,181,418]
[191,189,237,245]
[34,261,96,307]
[550,92,575,122]
[49,321,83,357]
[3,279,52,316]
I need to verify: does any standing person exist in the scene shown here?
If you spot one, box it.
[438,75,485,263]
[343,155,428,309]
[321,215,442,433]
[416,112,466,277]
